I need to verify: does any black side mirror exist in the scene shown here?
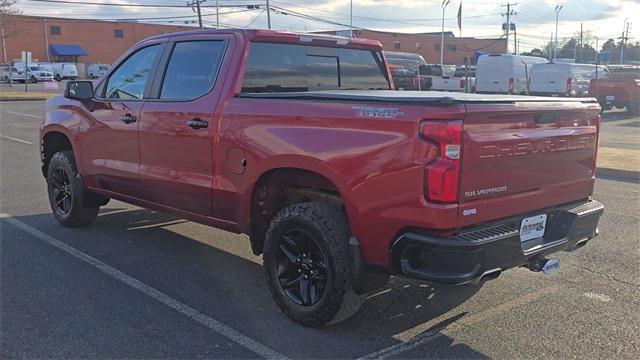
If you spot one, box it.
[65,81,94,101]
[65,81,95,111]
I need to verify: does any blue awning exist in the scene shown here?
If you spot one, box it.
[50,44,87,56]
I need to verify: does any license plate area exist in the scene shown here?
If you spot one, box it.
[520,214,547,243]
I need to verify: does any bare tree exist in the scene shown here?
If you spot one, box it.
[1,0,21,39]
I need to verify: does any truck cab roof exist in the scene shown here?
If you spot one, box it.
[144,29,383,50]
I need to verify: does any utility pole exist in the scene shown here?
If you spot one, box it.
[620,20,630,64]
[513,24,517,54]
[44,19,50,62]
[187,0,206,29]
[501,3,517,55]
[216,0,219,29]
[266,0,271,29]
[553,5,563,61]
[1,27,7,64]
[350,0,353,38]
[579,22,583,62]
[441,0,451,65]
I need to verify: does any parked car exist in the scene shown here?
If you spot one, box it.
[385,51,430,90]
[421,64,462,92]
[590,66,640,114]
[454,65,476,92]
[88,64,109,79]
[1,64,27,83]
[529,63,609,97]
[42,29,604,327]
[476,54,547,94]
[25,66,55,83]
[51,62,79,81]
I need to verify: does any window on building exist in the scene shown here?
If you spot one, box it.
[448,44,457,51]
[394,41,401,49]
[415,42,421,50]
[434,43,440,51]
[50,25,61,35]
[241,42,389,93]
[104,44,161,100]
[160,41,226,100]
[114,29,124,38]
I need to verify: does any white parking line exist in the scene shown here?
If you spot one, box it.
[5,110,41,119]
[0,213,288,360]
[0,135,33,145]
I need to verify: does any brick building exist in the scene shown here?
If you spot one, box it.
[329,29,507,65]
[0,15,191,65]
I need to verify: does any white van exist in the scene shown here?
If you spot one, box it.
[51,62,79,81]
[529,63,609,97]
[87,64,109,79]
[476,54,547,94]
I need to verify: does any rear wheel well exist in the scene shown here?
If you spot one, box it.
[249,168,345,255]
[42,132,73,177]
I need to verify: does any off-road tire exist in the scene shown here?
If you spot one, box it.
[46,151,99,227]
[263,202,364,327]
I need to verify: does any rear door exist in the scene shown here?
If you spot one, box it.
[477,56,511,93]
[137,34,231,216]
[530,64,567,94]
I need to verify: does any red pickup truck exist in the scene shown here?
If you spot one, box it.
[41,29,603,327]
[590,66,640,115]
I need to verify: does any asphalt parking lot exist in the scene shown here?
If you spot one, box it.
[1,100,639,359]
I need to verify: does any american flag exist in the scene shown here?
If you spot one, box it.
[457,2,462,33]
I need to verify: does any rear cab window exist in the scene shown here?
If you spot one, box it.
[241,42,390,93]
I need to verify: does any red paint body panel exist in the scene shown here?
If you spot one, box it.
[41,29,602,269]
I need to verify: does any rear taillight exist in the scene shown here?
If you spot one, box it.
[420,120,463,203]
[508,77,514,94]
[593,114,601,178]
[566,78,573,96]
[460,79,465,89]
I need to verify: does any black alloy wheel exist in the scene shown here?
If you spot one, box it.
[275,228,328,306]
[50,167,73,216]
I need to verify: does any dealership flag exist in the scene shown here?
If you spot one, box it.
[457,2,462,34]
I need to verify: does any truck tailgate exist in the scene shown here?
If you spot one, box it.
[459,102,599,212]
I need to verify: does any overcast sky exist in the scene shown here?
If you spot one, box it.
[15,0,640,51]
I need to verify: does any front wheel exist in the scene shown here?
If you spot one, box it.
[47,151,99,227]
[30,75,37,83]
[263,202,364,327]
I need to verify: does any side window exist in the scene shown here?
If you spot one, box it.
[241,43,390,93]
[160,40,225,100]
[339,48,389,90]
[105,44,160,100]
[242,43,308,92]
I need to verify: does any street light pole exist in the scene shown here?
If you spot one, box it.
[553,4,563,61]
[440,0,451,65]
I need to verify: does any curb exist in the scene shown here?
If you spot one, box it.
[597,167,640,183]
[0,98,49,102]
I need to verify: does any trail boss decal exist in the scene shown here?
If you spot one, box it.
[353,106,404,119]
